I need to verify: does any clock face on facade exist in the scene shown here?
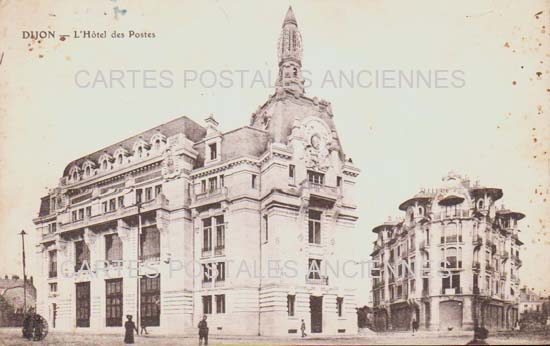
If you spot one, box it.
[311,134,321,149]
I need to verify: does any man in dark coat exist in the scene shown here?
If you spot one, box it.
[198,315,209,345]
[124,315,138,344]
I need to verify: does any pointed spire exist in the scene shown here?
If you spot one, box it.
[283,6,297,27]
[276,6,304,94]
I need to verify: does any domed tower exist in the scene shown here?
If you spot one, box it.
[276,6,305,94]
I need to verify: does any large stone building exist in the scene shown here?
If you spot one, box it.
[33,7,360,336]
[370,173,523,332]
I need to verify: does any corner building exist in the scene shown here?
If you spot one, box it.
[33,7,360,336]
[370,173,523,332]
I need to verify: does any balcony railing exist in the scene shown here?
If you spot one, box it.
[305,275,329,285]
[432,209,470,221]
[472,261,481,271]
[140,253,160,262]
[441,287,462,295]
[48,271,57,279]
[485,264,494,272]
[201,248,212,258]
[303,182,340,202]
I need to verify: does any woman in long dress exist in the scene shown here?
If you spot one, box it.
[124,315,138,344]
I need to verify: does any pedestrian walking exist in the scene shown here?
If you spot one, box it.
[411,316,419,333]
[300,319,307,338]
[198,315,209,345]
[124,315,138,344]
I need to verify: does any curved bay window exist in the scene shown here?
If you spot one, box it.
[441,223,462,244]
[440,247,462,269]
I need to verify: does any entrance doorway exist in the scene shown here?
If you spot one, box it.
[310,296,323,333]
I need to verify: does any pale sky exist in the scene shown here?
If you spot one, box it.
[0,0,549,304]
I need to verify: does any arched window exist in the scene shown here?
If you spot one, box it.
[418,206,424,216]
[138,147,143,158]
[102,160,108,170]
[154,139,160,151]
[118,154,123,165]
[72,171,78,181]
[477,199,484,209]
[85,166,91,177]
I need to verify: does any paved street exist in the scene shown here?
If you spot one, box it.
[0,328,549,346]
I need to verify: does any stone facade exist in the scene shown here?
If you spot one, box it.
[370,173,523,332]
[33,7,360,336]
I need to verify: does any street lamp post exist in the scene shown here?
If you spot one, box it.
[136,202,142,335]
[19,230,27,314]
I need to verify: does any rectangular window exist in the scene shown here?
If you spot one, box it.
[442,274,461,293]
[215,294,226,314]
[141,276,160,327]
[336,297,344,317]
[49,282,57,293]
[109,198,116,212]
[208,177,218,192]
[336,176,342,187]
[117,196,124,208]
[202,218,212,252]
[75,241,90,272]
[308,210,322,244]
[106,278,123,327]
[202,264,213,283]
[102,201,108,213]
[216,262,226,281]
[201,180,206,193]
[75,282,90,327]
[145,187,153,201]
[85,206,92,218]
[307,170,325,185]
[72,210,77,222]
[215,215,225,252]
[202,295,212,314]
[154,185,162,197]
[251,174,257,189]
[209,143,217,160]
[105,234,123,263]
[49,250,57,278]
[219,175,224,187]
[78,208,84,220]
[308,258,322,280]
[289,164,296,184]
[136,189,143,204]
[287,295,295,317]
[140,226,160,261]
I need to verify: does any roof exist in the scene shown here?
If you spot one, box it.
[283,6,297,26]
[194,126,270,169]
[398,195,433,211]
[62,116,206,177]
[496,209,526,220]
[470,186,503,201]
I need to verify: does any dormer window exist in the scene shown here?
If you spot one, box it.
[85,166,91,177]
[154,139,161,151]
[138,147,143,158]
[209,143,217,160]
[102,160,108,170]
[118,154,123,165]
[72,171,78,181]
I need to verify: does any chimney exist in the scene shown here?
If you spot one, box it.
[204,114,220,136]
